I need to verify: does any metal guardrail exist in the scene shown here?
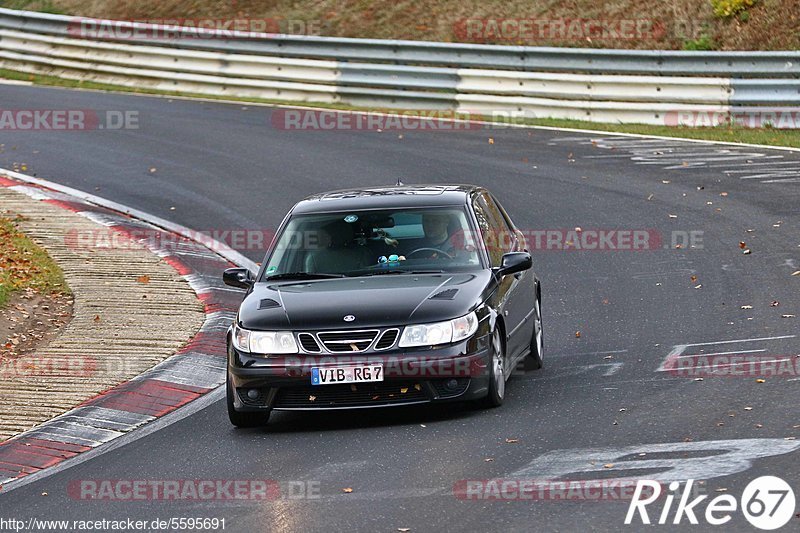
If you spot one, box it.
[0,8,797,127]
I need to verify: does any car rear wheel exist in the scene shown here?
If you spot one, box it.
[524,291,543,371]
[227,374,271,428]
[482,327,506,408]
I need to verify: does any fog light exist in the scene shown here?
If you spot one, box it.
[445,379,459,391]
[247,389,260,400]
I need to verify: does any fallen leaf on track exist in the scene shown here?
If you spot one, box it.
[136,274,150,284]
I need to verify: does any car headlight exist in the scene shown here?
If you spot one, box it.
[232,324,298,355]
[399,311,479,348]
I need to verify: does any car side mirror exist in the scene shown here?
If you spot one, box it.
[223,267,254,289]
[494,252,532,277]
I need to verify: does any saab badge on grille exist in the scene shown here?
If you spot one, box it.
[343,315,356,322]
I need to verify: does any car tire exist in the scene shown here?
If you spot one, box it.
[482,327,506,408]
[227,374,271,428]
[524,290,543,371]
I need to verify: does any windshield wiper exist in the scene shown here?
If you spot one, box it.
[356,269,444,276]
[265,272,347,281]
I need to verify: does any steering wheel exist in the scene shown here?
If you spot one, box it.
[406,247,455,260]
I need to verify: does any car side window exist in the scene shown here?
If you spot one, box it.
[473,193,515,266]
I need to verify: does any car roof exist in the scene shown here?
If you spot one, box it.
[291,184,482,214]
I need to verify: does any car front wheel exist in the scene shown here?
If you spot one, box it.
[482,327,506,408]
[524,291,543,371]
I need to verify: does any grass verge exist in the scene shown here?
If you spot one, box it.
[2,67,800,149]
[0,215,70,308]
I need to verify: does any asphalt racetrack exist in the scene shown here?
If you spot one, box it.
[1,85,799,531]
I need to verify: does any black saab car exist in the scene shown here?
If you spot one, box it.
[223,185,543,427]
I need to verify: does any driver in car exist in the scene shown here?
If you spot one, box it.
[413,213,459,259]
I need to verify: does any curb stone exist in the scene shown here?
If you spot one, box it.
[0,175,245,487]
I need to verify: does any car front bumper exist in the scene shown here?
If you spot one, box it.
[227,335,493,411]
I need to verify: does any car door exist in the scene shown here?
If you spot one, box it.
[472,192,533,365]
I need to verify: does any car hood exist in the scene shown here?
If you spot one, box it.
[237,272,492,331]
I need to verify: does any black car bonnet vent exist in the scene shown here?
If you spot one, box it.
[429,288,459,300]
[258,298,281,310]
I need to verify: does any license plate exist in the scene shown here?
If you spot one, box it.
[311,364,384,385]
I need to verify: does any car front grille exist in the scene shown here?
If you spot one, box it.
[274,381,428,409]
[298,333,321,353]
[374,328,399,350]
[316,330,380,352]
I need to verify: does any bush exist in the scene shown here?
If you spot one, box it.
[711,0,757,18]
[683,34,716,50]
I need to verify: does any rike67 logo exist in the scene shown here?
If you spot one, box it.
[625,476,795,530]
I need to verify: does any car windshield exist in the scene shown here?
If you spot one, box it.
[262,207,483,278]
